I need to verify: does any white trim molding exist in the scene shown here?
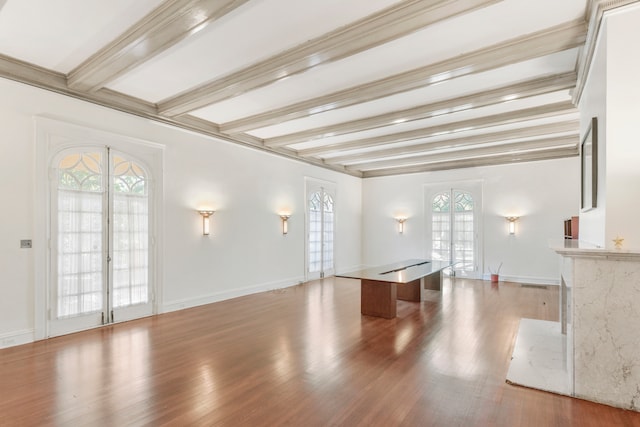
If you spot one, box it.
[0,329,35,349]
[573,0,640,104]
[33,116,165,339]
[161,276,306,313]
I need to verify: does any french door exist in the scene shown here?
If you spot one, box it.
[426,184,482,278]
[306,180,336,280]
[48,146,153,337]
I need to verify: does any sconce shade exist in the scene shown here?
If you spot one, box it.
[280,215,290,235]
[506,216,518,235]
[395,217,407,234]
[198,210,215,235]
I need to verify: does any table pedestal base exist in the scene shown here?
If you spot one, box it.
[361,272,442,318]
[361,280,397,319]
[397,279,421,302]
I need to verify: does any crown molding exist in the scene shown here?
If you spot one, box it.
[573,0,640,104]
[362,146,579,177]
[265,72,577,148]
[0,0,593,179]
[346,135,578,171]
[157,0,502,116]
[0,54,361,178]
[220,20,586,134]
[67,0,251,92]
[297,101,576,157]
[326,121,579,165]
[0,53,157,114]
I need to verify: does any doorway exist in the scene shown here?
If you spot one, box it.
[48,147,154,336]
[35,118,163,339]
[305,179,336,280]
[425,182,483,278]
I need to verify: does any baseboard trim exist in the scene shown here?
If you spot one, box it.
[161,275,306,313]
[336,264,365,274]
[481,274,560,286]
[0,329,35,349]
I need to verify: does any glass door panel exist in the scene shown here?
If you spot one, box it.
[306,181,335,280]
[49,148,152,337]
[427,184,482,279]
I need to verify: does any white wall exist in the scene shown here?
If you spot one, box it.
[578,20,607,247]
[578,4,640,249]
[362,159,580,284]
[0,77,362,346]
[603,5,640,249]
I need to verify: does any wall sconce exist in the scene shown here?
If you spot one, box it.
[280,214,291,235]
[395,217,407,234]
[506,216,519,235]
[198,210,215,235]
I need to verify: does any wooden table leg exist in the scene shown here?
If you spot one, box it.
[361,279,396,318]
[397,279,421,302]
[423,271,442,291]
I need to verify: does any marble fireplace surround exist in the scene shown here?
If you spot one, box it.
[508,240,640,412]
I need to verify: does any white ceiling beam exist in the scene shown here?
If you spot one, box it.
[346,135,578,171]
[174,115,358,176]
[221,20,586,134]
[297,102,576,157]
[325,121,578,165]
[157,0,502,116]
[67,0,251,92]
[265,72,577,148]
[0,53,158,115]
[0,53,361,178]
[361,146,579,177]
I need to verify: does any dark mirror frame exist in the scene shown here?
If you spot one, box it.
[581,117,598,211]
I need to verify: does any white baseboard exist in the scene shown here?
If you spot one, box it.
[161,275,306,313]
[336,264,365,274]
[0,329,35,349]
[481,274,560,286]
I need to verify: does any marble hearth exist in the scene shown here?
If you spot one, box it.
[507,240,640,412]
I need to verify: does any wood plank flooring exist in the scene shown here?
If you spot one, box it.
[1,277,640,426]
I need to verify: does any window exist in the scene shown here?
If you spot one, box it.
[51,148,153,336]
[56,152,104,317]
[35,117,164,340]
[427,185,481,277]
[306,180,335,279]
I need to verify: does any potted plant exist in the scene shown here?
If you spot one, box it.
[489,262,502,283]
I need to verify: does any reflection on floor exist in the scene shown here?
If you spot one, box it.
[506,318,572,395]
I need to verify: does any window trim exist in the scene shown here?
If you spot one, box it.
[35,117,164,340]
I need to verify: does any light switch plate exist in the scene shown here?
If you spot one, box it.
[20,240,32,249]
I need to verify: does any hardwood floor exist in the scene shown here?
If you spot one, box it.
[1,277,640,426]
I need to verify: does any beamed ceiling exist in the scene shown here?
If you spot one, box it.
[0,0,634,177]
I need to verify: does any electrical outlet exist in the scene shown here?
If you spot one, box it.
[20,240,32,249]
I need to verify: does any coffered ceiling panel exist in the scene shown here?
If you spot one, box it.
[315,115,580,159]
[0,0,165,73]
[287,91,576,151]
[107,0,403,102]
[0,0,620,177]
[238,49,579,139]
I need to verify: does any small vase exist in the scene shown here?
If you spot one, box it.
[491,274,499,283]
